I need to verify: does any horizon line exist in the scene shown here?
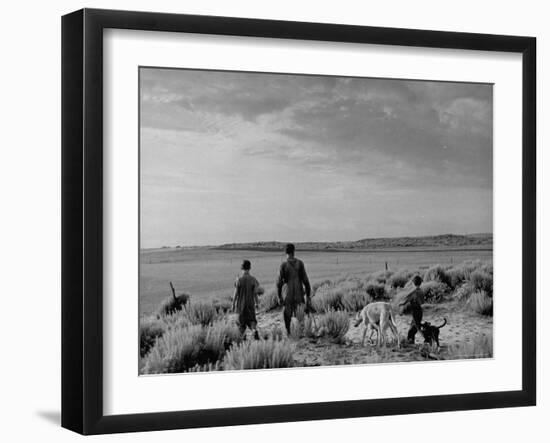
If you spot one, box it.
[140,231,493,251]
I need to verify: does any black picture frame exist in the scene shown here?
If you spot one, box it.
[61,8,536,435]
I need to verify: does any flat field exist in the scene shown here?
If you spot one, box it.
[139,247,491,318]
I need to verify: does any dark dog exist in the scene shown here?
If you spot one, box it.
[419,318,447,347]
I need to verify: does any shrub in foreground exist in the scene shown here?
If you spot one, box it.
[142,321,242,374]
[312,287,344,313]
[212,295,233,314]
[223,339,295,370]
[260,288,280,312]
[186,301,219,326]
[142,324,204,374]
[468,291,493,316]
[317,310,350,343]
[341,290,369,312]
[139,317,165,357]
[447,332,493,359]
[469,270,493,298]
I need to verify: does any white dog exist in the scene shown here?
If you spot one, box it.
[354,302,400,347]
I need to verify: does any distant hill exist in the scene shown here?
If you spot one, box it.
[215,233,493,252]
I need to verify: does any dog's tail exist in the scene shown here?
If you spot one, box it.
[436,318,447,329]
[353,313,363,327]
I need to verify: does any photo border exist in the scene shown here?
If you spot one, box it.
[61,8,536,435]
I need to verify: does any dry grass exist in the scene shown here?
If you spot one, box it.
[142,320,243,374]
[312,286,344,313]
[186,301,219,326]
[468,291,493,316]
[447,332,493,359]
[139,317,165,357]
[317,310,350,343]
[156,293,190,317]
[223,339,295,370]
[259,288,281,312]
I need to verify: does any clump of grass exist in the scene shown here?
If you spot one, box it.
[260,288,281,312]
[289,305,318,339]
[156,292,191,317]
[312,287,344,313]
[423,264,452,287]
[452,282,475,302]
[468,291,493,316]
[212,295,233,314]
[369,270,393,284]
[365,282,387,301]
[447,267,466,289]
[142,324,205,374]
[206,320,243,351]
[388,270,411,289]
[223,339,295,370]
[142,320,243,374]
[469,270,493,297]
[312,279,333,295]
[421,281,449,303]
[317,310,350,343]
[447,332,493,359]
[186,301,219,326]
[139,317,165,357]
[341,289,369,312]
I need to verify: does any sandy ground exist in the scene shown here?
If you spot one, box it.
[251,301,493,365]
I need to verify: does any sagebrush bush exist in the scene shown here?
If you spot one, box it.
[156,293,191,317]
[139,317,165,357]
[142,320,243,374]
[468,291,493,316]
[212,295,233,314]
[341,289,369,312]
[260,288,281,312]
[289,305,318,339]
[469,270,493,297]
[312,279,332,295]
[312,287,344,313]
[447,332,493,359]
[421,280,449,302]
[447,267,466,289]
[365,282,387,300]
[206,320,243,351]
[142,324,205,374]
[224,339,295,370]
[452,282,475,301]
[369,270,393,284]
[317,310,350,343]
[388,270,411,289]
[186,301,219,326]
[423,265,452,287]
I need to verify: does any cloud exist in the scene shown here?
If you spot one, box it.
[139,68,493,247]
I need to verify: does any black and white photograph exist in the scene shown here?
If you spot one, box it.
[138,68,494,374]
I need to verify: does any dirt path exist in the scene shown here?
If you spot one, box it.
[254,301,493,366]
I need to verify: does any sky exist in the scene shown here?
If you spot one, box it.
[140,68,493,248]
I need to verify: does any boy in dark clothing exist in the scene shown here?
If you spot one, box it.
[399,275,424,344]
[276,243,312,335]
[232,260,260,340]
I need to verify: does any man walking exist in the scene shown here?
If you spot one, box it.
[233,259,260,340]
[276,243,312,335]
